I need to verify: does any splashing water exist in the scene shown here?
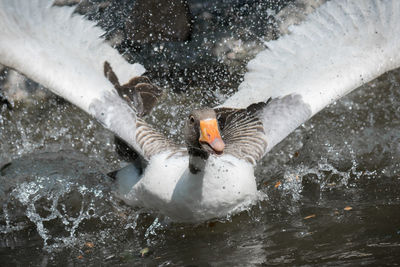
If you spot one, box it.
[1,153,115,250]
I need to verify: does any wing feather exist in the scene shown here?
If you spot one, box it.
[215,101,270,165]
[0,0,177,160]
[220,0,400,154]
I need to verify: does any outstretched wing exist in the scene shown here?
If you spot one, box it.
[0,0,177,160]
[220,0,400,156]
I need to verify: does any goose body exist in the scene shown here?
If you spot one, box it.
[121,153,256,222]
[1,0,399,222]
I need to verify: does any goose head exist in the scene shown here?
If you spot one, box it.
[184,108,225,157]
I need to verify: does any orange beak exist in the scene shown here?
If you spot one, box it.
[199,119,225,154]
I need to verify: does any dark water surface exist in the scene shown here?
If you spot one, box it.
[1,0,400,266]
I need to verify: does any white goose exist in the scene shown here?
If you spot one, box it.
[0,0,399,222]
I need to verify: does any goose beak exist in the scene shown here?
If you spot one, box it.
[199,119,225,154]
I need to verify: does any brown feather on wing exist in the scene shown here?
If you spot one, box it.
[104,61,181,161]
[104,61,162,117]
[215,99,271,165]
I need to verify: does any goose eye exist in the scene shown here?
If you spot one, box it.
[189,116,195,123]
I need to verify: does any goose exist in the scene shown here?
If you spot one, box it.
[0,0,399,222]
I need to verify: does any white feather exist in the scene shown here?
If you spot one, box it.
[0,0,146,155]
[119,152,258,222]
[222,0,400,112]
[221,0,400,152]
